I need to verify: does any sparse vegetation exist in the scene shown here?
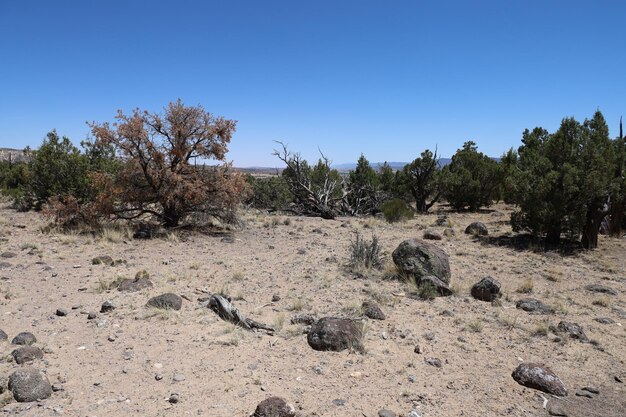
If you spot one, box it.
[348,232,383,272]
[381,198,413,223]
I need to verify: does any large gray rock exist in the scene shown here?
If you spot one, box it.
[11,346,44,364]
[392,239,451,295]
[11,332,36,345]
[253,396,296,417]
[465,222,488,236]
[556,321,588,342]
[8,367,53,402]
[516,298,554,315]
[146,293,182,310]
[307,317,363,352]
[471,277,501,302]
[585,284,617,296]
[512,363,567,397]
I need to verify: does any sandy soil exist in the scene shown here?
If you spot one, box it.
[0,202,624,417]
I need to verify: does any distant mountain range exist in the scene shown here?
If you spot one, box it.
[332,159,453,172]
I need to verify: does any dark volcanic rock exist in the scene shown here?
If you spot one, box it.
[290,314,316,325]
[133,224,156,239]
[515,298,554,315]
[100,300,115,313]
[92,255,114,266]
[464,222,488,236]
[594,317,615,324]
[362,301,386,320]
[253,396,296,417]
[432,215,448,227]
[0,329,7,340]
[470,276,501,302]
[11,332,36,345]
[8,367,53,402]
[1,252,16,258]
[146,293,182,310]
[512,363,567,396]
[424,357,442,368]
[11,346,44,364]
[422,230,442,240]
[556,321,589,342]
[117,271,153,292]
[585,284,617,296]
[392,239,451,295]
[307,317,363,352]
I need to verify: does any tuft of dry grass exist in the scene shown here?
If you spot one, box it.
[515,278,534,294]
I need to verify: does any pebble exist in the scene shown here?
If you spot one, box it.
[408,375,417,383]
[272,294,280,302]
[312,366,324,375]
[332,399,346,406]
[378,410,397,417]
[408,411,422,417]
[414,345,423,354]
[173,373,186,382]
[168,393,179,404]
[155,374,163,381]
[87,312,97,320]
[424,357,442,368]
[56,309,68,317]
[100,301,115,313]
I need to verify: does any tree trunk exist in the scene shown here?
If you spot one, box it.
[581,204,606,250]
[608,200,625,237]
[545,227,561,248]
[162,205,181,228]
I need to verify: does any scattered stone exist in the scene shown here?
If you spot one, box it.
[470,276,501,302]
[408,410,422,417]
[172,373,186,382]
[253,396,296,417]
[11,332,36,345]
[307,317,364,352]
[556,321,588,342]
[312,366,324,375]
[443,228,455,237]
[594,317,615,324]
[100,301,115,313]
[8,367,53,402]
[511,363,567,396]
[117,272,153,292]
[362,301,386,320]
[92,255,114,266]
[516,298,555,315]
[575,389,594,398]
[433,215,449,226]
[87,312,97,320]
[582,386,599,394]
[55,308,68,317]
[414,345,423,354]
[378,410,397,417]
[464,221,488,236]
[146,293,182,310]
[0,329,7,340]
[423,331,436,341]
[290,314,316,325]
[392,239,451,296]
[332,399,346,406]
[133,225,155,239]
[408,375,417,383]
[0,262,12,269]
[585,284,617,296]
[11,346,44,364]
[272,294,281,302]
[424,357,442,368]
[1,252,16,258]
[155,373,163,381]
[168,393,180,404]
[423,230,442,240]
[220,236,235,243]
[122,350,134,360]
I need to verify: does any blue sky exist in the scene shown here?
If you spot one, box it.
[1,1,625,167]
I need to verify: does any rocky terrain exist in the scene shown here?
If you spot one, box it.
[0,201,624,416]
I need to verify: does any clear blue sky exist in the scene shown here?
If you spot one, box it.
[1,1,625,167]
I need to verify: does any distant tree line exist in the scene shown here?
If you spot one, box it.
[1,108,624,249]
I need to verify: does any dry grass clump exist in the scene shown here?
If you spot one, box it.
[515,278,534,294]
[348,232,383,273]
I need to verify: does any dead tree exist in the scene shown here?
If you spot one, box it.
[272,141,347,219]
[208,294,274,333]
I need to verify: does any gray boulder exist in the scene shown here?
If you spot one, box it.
[585,284,617,296]
[556,321,588,342]
[307,317,363,352]
[471,277,501,302]
[392,239,451,295]
[253,396,296,417]
[361,301,385,320]
[146,293,182,310]
[118,271,153,292]
[11,346,44,364]
[422,230,442,240]
[516,298,554,315]
[464,222,488,236]
[8,367,53,402]
[512,363,567,396]
[11,332,36,345]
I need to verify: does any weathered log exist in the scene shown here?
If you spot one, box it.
[208,294,275,333]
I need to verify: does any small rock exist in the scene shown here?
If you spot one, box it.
[11,332,36,345]
[424,357,442,367]
[117,273,153,292]
[290,314,316,325]
[332,399,346,406]
[465,221,488,236]
[92,255,114,266]
[362,301,386,320]
[168,393,180,404]
[414,345,423,354]
[585,284,617,296]
[594,317,615,324]
[312,366,324,375]
[408,411,422,417]
[253,396,296,417]
[146,293,182,310]
[556,321,588,342]
[423,230,442,240]
[87,312,97,320]
[100,301,115,313]
[11,346,44,364]
[511,362,567,396]
[443,228,455,237]
[575,389,594,398]
[470,276,501,302]
[582,386,599,394]
[0,329,7,340]
[1,252,16,258]
[272,294,281,302]
[56,308,68,317]
[172,374,186,382]
[378,409,397,417]
[8,367,53,402]
[408,375,417,383]
[307,317,364,352]
[516,298,554,315]
[155,373,163,381]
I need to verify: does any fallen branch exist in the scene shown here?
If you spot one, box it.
[208,294,275,334]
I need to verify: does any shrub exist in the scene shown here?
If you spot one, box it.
[348,232,383,271]
[245,175,293,210]
[381,198,413,223]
